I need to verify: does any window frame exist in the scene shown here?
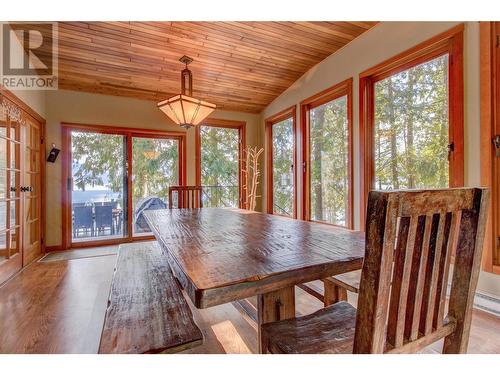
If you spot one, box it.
[195,118,247,209]
[61,122,187,250]
[479,21,500,274]
[265,105,297,218]
[300,78,354,229]
[359,24,464,230]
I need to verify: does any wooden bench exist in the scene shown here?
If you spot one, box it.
[323,270,361,305]
[98,241,203,354]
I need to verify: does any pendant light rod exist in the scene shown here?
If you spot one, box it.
[180,55,193,96]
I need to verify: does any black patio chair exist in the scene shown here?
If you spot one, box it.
[73,205,94,238]
[95,204,114,236]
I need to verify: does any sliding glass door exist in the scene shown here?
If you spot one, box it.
[70,131,127,242]
[63,125,185,248]
[132,136,179,235]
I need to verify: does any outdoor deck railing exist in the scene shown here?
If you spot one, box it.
[201,185,239,208]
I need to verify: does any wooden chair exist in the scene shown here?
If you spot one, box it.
[168,186,203,209]
[261,188,489,354]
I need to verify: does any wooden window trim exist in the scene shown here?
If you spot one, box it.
[195,118,247,209]
[300,78,354,229]
[60,122,187,250]
[480,22,500,274]
[359,24,465,231]
[265,105,297,218]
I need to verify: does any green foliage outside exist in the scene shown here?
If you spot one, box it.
[71,132,179,204]
[71,132,125,193]
[131,137,179,204]
[310,96,349,226]
[374,54,449,190]
[271,118,294,216]
[200,126,239,207]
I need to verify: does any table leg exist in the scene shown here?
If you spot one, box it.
[257,286,295,354]
[323,278,347,306]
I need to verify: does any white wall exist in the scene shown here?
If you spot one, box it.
[44,89,262,248]
[261,21,499,297]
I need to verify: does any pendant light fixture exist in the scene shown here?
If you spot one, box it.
[158,55,216,129]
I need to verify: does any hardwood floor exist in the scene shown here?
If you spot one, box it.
[0,249,499,354]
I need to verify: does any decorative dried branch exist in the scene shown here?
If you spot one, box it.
[241,145,264,211]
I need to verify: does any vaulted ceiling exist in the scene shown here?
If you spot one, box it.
[51,22,377,113]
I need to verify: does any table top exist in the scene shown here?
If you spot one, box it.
[144,208,365,308]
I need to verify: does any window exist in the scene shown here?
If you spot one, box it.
[265,107,296,217]
[360,25,464,229]
[374,54,449,190]
[62,124,186,248]
[479,21,500,273]
[301,79,353,228]
[196,119,246,208]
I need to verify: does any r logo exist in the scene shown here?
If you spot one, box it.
[0,22,58,90]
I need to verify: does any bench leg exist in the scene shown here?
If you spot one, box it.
[257,286,295,354]
[323,279,348,307]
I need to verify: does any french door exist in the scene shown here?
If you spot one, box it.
[0,94,43,285]
[22,116,43,265]
[62,124,185,249]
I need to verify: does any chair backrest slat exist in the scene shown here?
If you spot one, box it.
[168,186,203,209]
[434,212,457,330]
[404,215,429,341]
[353,188,489,354]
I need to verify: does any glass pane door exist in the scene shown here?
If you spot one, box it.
[132,136,179,235]
[271,118,294,216]
[22,116,42,264]
[70,131,127,243]
[0,98,22,284]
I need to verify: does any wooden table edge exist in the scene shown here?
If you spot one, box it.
[144,210,364,309]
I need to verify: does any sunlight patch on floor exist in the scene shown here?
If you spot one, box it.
[211,320,252,354]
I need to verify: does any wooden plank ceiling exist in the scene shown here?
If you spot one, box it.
[52,22,377,113]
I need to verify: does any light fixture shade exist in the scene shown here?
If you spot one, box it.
[158,94,216,129]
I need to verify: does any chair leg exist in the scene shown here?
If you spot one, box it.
[323,279,348,307]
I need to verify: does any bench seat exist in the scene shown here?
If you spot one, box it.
[99,241,203,354]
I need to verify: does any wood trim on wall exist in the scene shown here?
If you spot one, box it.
[300,78,354,229]
[60,122,186,250]
[195,118,247,208]
[264,105,297,218]
[359,24,465,231]
[0,88,46,125]
[480,21,500,274]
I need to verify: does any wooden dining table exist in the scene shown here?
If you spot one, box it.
[144,208,365,352]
